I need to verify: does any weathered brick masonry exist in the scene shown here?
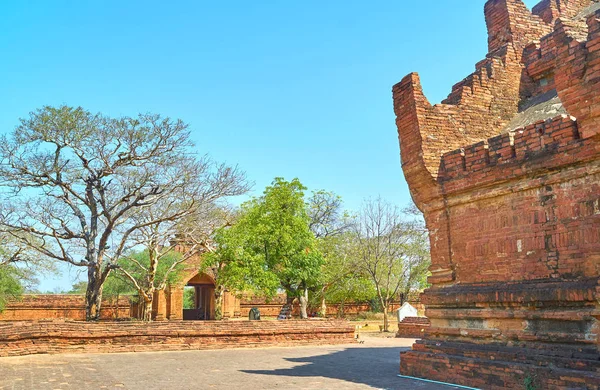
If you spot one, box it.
[393,1,600,389]
[0,295,131,321]
[0,320,354,357]
[396,317,431,339]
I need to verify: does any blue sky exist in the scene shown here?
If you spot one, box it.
[1,0,539,290]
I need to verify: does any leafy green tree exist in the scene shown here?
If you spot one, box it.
[208,178,323,319]
[255,178,323,319]
[0,233,55,310]
[0,105,246,320]
[206,212,280,319]
[0,265,24,312]
[68,281,87,294]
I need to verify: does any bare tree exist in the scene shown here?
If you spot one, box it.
[117,183,248,321]
[0,105,239,320]
[308,190,354,316]
[308,190,352,239]
[351,198,430,332]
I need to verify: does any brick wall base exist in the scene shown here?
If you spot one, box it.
[401,339,600,390]
[396,317,430,338]
[0,320,355,357]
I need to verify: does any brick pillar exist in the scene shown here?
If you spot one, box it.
[153,290,167,321]
[166,287,183,320]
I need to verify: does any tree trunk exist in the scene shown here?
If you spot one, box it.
[299,286,309,319]
[143,298,153,321]
[278,295,295,319]
[139,288,155,322]
[85,267,103,321]
[382,303,389,332]
[338,299,346,318]
[214,286,224,320]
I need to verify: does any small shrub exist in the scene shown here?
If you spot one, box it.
[524,375,537,390]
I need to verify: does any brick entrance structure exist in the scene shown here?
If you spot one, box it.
[150,253,240,321]
[393,0,600,388]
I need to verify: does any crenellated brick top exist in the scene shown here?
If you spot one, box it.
[393,0,600,208]
[439,115,580,182]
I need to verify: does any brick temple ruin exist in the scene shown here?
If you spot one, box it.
[393,0,600,388]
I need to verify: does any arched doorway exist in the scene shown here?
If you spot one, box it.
[183,273,216,320]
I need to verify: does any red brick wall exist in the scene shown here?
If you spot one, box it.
[239,302,393,317]
[393,1,600,389]
[239,294,409,318]
[396,317,431,339]
[0,320,355,357]
[0,295,132,321]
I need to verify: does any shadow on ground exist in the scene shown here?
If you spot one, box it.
[242,346,456,389]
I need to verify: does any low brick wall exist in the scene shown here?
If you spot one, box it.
[396,317,430,338]
[240,299,412,318]
[0,319,355,357]
[0,295,132,321]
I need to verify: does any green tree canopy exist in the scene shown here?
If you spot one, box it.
[207,178,323,319]
[0,265,24,312]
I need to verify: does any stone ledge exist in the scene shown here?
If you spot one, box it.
[0,320,355,357]
[401,340,600,389]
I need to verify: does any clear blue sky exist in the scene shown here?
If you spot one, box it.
[1,0,539,290]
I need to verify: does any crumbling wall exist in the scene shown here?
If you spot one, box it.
[0,320,355,357]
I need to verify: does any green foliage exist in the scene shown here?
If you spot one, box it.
[0,265,24,312]
[68,281,87,294]
[183,287,195,309]
[314,232,375,305]
[69,274,134,299]
[524,375,537,390]
[256,178,323,295]
[208,178,323,298]
[103,273,135,298]
[118,250,185,291]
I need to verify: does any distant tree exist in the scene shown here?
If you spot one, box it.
[183,287,195,310]
[0,105,246,321]
[308,190,352,239]
[102,272,135,319]
[0,233,54,310]
[256,178,323,319]
[306,191,358,316]
[351,198,430,332]
[68,281,87,294]
[0,265,24,312]
[313,232,374,317]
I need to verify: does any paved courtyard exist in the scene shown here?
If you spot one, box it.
[0,337,463,390]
